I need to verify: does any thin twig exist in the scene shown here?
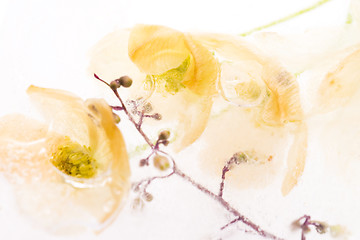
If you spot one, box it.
[218,169,228,198]
[133,170,176,193]
[294,215,330,240]
[174,167,282,240]
[94,74,283,240]
[221,217,241,230]
[94,74,155,149]
[111,105,123,111]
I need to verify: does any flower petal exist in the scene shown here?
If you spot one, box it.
[261,66,303,125]
[182,35,219,96]
[172,91,213,152]
[281,123,308,195]
[129,24,190,75]
[318,47,360,111]
[194,33,306,194]
[27,85,96,147]
[140,87,213,152]
[196,105,288,189]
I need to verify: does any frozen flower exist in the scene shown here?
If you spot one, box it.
[127,24,220,151]
[0,86,130,234]
[89,24,219,152]
[190,32,307,195]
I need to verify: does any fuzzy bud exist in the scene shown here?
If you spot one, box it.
[234,152,248,164]
[153,113,162,120]
[153,154,170,171]
[119,76,133,88]
[314,222,328,234]
[110,80,121,90]
[139,159,148,167]
[158,130,170,141]
[132,197,144,210]
[113,113,121,124]
[143,192,153,202]
[143,102,153,113]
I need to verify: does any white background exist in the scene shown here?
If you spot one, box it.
[0,0,356,240]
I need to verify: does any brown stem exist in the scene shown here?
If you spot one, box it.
[133,170,176,193]
[94,74,154,148]
[219,165,230,197]
[221,217,241,230]
[174,167,283,240]
[94,74,283,240]
[113,89,154,147]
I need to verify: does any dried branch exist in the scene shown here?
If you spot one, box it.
[94,74,283,240]
[294,215,330,240]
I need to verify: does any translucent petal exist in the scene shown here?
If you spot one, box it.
[142,87,213,152]
[128,24,190,75]
[349,0,360,25]
[318,47,360,111]
[27,85,96,147]
[219,60,267,107]
[193,33,304,125]
[182,35,219,96]
[88,30,150,99]
[197,105,289,189]
[261,66,303,125]
[172,91,213,151]
[281,123,308,195]
[192,33,262,63]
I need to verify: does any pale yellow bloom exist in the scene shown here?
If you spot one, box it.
[318,46,360,111]
[89,25,219,152]
[0,86,130,234]
[191,33,307,195]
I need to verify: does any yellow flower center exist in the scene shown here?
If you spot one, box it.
[51,137,98,178]
[148,56,190,94]
[235,80,262,102]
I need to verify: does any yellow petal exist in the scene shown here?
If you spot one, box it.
[27,85,96,148]
[192,33,262,63]
[318,47,360,111]
[172,91,213,151]
[182,35,219,96]
[141,87,213,152]
[281,123,308,195]
[261,66,303,125]
[126,25,219,151]
[84,98,130,181]
[197,105,288,189]
[88,29,143,81]
[219,60,266,107]
[129,24,190,75]
[90,25,217,152]
[0,87,130,234]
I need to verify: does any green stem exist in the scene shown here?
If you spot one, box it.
[240,0,333,36]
